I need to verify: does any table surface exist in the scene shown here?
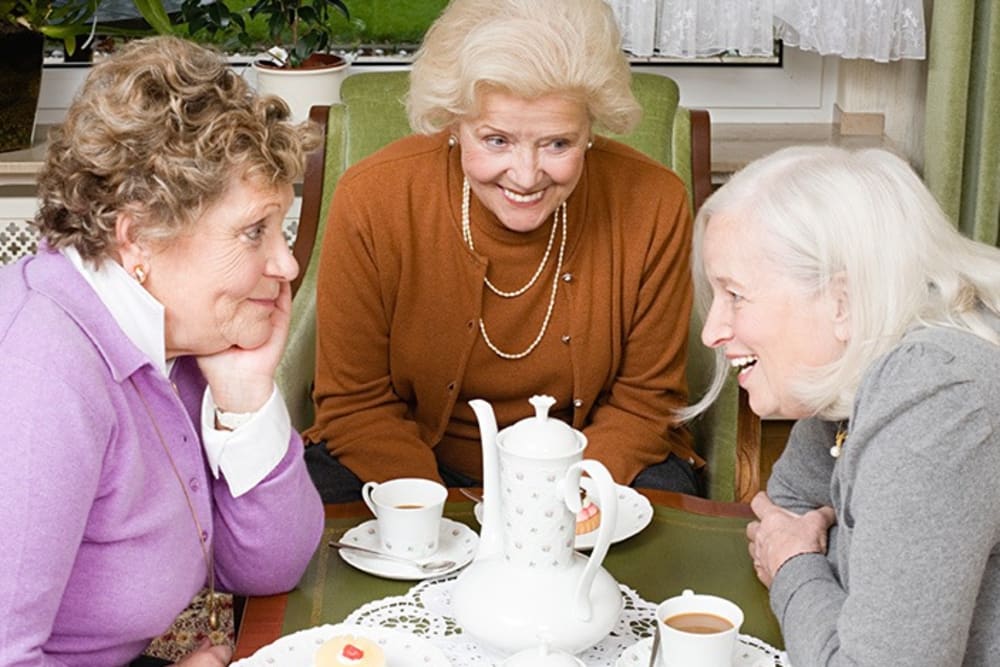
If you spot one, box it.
[232,489,779,661]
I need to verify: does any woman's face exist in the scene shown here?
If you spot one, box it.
[455,89,591,233]
[700,214,847,419]
[142,175,297,358]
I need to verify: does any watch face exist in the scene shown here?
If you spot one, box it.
[215,409,252,430]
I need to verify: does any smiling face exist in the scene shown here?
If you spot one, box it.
[455,89,591,232]
[138,175,298,357]
[700,214,848,419]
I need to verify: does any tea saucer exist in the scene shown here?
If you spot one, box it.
[338,518,478,580]
[615,635,785,667]
[472,483,653,551]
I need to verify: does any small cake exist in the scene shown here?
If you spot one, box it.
[315,634,386,667]
[575,497,602,535]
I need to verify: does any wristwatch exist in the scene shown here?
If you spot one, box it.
[214,408,253,432]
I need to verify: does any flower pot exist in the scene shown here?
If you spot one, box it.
[0,27,44,153]
[252,53,350,124]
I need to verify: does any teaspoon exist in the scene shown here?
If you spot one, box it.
[328,540,457,573]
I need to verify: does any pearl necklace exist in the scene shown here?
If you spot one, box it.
[461,177,568,360]
[462,179,560,298]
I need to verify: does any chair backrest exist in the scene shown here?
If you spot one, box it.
[279,70,760,502]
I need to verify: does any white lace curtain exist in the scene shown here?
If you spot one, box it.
[610,0,926,62]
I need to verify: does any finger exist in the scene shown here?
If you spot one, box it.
[207,643,232,663]
[749,491,774,518]
[752,559,771,587]
[746,520,759,541]
[816,505,837,527]
[276,280,292,316]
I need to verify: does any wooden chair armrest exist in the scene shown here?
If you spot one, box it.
[291,104,331,297]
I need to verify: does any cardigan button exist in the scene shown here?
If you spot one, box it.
[573,398,583,408]
[189,477,200,493]
[560,335,571,344]
[561,273,573,283]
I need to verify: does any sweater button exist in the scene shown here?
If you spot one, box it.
[560,334,571,344]
[189,477,200,493]
[573,398,583,408]
[561,273,573,282]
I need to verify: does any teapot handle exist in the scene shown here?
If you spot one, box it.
[562,460,618,622]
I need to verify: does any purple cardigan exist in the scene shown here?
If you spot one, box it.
[0,249,325,666]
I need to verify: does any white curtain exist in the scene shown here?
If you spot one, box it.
[612,0,926,62]
[653,0,776,59]
[773,0,926,62]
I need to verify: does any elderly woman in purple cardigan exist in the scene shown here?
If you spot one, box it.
[0,37,324,666]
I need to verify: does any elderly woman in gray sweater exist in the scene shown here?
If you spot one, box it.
[687,145,1000,666]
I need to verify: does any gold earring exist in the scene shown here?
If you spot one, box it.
[133,265,147,284]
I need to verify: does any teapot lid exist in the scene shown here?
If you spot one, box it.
[500,644,585,667]
[502,395,580,457]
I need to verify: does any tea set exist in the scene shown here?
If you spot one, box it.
[332,394,750,667]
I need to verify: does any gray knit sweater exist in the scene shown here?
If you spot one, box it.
[767,323,1000,666]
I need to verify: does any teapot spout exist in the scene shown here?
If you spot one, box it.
[469,399,502,559]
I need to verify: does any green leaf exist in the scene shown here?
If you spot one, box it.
[134,0,176,34]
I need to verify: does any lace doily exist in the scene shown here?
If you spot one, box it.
[343,575,790,666]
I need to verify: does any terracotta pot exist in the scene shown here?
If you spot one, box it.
[252,53,350,124]
[0,27,44,152]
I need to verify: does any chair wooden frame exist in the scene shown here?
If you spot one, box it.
[289,101,762,503]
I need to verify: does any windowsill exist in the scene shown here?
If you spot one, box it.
[3,122,887,189]
[0,125,52,187]
[712,122,888,183]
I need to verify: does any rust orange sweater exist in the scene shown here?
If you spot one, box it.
[304,132,697,484]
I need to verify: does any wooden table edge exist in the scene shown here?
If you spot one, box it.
[231,488,752,659]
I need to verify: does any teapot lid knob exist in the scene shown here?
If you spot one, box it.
[500,394,581,456]
[529,394,557,419]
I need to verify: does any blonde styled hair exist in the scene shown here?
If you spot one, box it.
[688,146,1000,421]
[35,36,320,261]
[407,0,641,135]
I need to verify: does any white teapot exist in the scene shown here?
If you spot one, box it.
[452,395,622,656]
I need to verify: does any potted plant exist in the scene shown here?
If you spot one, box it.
[0,0,98,151]
[136,0,353,123]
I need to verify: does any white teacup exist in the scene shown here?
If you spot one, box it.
[361,478,447,559]
[654,589,744,667]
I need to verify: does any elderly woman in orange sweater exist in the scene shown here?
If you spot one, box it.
[304,0,697,502]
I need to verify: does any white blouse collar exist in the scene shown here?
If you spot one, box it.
[62,247,173,378]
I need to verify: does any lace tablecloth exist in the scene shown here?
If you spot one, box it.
[341,574,790,666]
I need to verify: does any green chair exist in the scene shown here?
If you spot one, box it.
[279,70,761,502]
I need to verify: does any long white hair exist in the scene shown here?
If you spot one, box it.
[685,145,1000,420]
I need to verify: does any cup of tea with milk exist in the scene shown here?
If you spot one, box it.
[654,589,744,667]
[361,477,447,558]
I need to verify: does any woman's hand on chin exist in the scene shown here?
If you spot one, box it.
[196,281,293,413]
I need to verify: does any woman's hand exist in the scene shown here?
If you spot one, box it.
[196,281,293,413]
[170,638,232,666]
[746,491,837,588]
